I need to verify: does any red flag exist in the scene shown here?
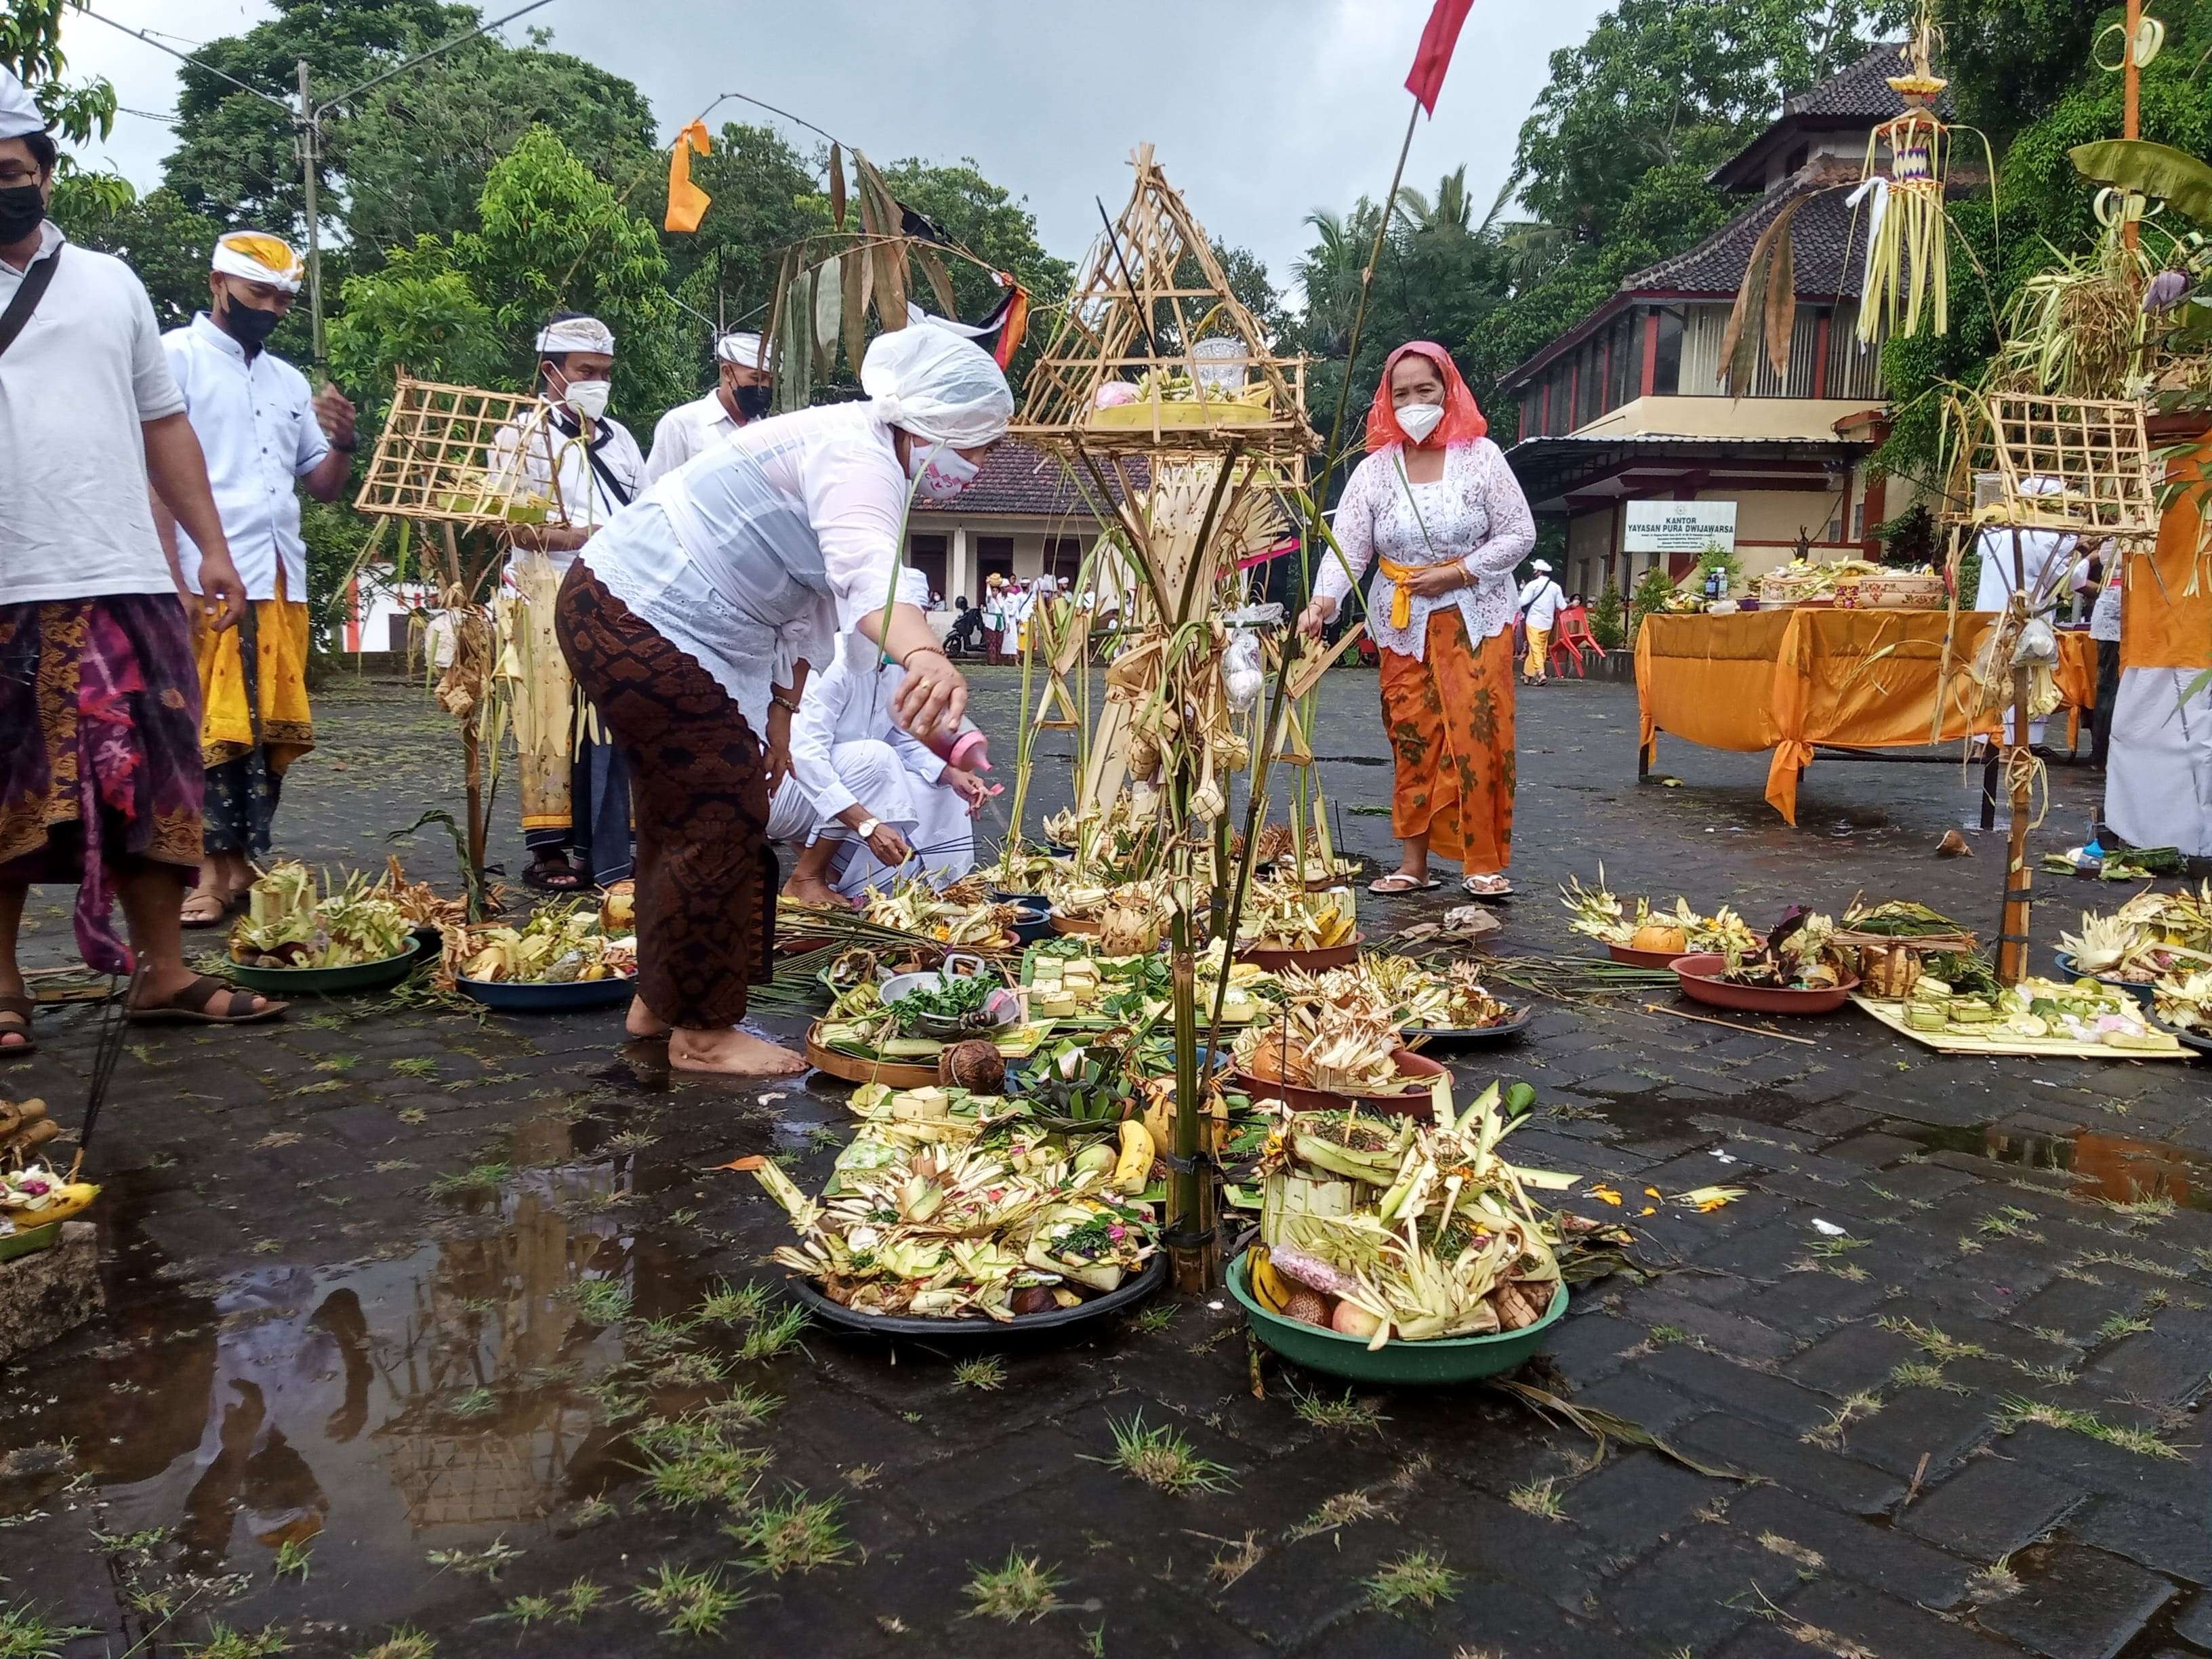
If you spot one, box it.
[1405,0,1476,114]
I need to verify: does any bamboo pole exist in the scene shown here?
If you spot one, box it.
[1997,529,2033,986]
[2124,0,2142,247]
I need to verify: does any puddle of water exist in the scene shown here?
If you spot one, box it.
[1885,1119,2212,1210]
[0,1143,713,1608]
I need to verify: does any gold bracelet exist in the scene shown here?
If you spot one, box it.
[899,644,949,671]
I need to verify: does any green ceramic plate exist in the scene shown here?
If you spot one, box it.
[1227,1254,1566,1385]
[223,937,422,996]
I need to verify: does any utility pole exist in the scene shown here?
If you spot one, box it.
[295,59,325,369]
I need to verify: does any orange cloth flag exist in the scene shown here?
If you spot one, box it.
[664,120,712,234]
[2122,437,2212,674]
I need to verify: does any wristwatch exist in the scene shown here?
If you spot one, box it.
[853,817,882,840]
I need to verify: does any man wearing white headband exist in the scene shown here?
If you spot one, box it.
[554,321,1010,1076]
[782,566,990,905]
[644,329,773,485]
[157,232,359,928]
[486,311,647,893]
[0,68,286,1041]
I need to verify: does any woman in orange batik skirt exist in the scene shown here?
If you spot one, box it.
[1297,342,1536,899]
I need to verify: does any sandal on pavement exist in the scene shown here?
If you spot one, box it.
[180,887,234,929]
[0,994,35,1060]
[1460,873,1514,901]
[129,975,287,1027]
[523,857,583,893]
[1368,872,1440,895]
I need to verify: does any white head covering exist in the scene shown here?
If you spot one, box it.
[714,330,766,369]
[896,567,931,608]
[1533,560,1553,573]
[535,315,615,355]
[0,68,43,142]
[861,323,1012,448]
[211,230,304,293]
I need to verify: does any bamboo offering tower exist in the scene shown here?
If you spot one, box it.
[353,378,580,879]
[1940,392,2162,983]
[1015,146,1321,1290]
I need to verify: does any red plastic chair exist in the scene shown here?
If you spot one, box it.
[1549,605,1597,678]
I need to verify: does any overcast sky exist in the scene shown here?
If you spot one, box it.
[59,0,1612,303]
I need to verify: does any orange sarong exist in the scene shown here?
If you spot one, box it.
[1378,608,1515,872]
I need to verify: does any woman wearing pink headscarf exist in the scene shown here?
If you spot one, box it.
[1296,342,1535,899]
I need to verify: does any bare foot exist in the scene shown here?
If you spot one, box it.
[669,1025,808,1077]
[782,875,854,910]
[626,995,671,1039]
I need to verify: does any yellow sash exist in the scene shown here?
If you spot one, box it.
[1377,556,1427,631]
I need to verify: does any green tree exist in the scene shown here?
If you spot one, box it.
[50,186,223,327]
[2,0,130,215]
[455,125,688,422]
[325,234,504,413]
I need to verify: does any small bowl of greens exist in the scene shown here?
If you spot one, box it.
[880,965,1022,1040]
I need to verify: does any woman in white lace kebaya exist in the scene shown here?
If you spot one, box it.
[1297,342,1536,898]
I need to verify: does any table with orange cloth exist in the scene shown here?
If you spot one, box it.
[1635,608,2098,825]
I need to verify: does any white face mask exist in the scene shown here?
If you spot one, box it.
[561,377,612,420]
[908,445,979,504]
[1396,401,1445,445]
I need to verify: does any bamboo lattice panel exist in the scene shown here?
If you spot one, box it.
[1015,144,1316,464]
[356,375,571,529]
[1975,393,2163,541]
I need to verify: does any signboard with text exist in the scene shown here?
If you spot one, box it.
[1624,501,1737,554]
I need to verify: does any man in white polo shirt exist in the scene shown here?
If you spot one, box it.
[157,231,359,928]
[0,68,281,1051]
[643,329,773,483]
[1517,559,1563,685]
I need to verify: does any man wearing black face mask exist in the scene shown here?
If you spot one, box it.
[0,70,289,1044]
[155,232,359,928]
[643,329,775,485]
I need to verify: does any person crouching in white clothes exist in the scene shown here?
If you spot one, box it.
[783,568,991,905]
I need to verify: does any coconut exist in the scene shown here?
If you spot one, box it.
[1282,1288,1331,1327]
[1630,922,1689,955]
[937,1040,1005,1094]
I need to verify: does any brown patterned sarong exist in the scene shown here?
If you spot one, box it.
[0,594,205,973]
[554,561,776,1027]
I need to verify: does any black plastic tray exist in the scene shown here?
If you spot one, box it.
[1404,1008,1534,1046]
[782,1251,1164,1340]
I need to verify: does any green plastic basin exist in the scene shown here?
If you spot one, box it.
[1227,1253,1567,1385]
[223,937,422,996]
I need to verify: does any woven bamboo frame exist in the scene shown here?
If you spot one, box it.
[1945,392,2163,540]
[356,374,571,529]
[1015,144,1317,465]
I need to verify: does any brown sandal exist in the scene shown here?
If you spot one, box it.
[128,975,287,1027]
[0,994,34,1059]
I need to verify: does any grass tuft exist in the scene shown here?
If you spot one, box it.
[736,1305,811,1363]
[1878,1315,1990,1361]
[0,1604,99,1659]
[1365,1549,1461,1615]
[963,1551,1063,1624]
[952,1355,1007,1392]
[1757,1532,1825,1572]
[693,1279,771,1326]
[630,1563,750,1638]
[1969,1555,2022,1603]
[349,1632,434,1659]
[725,1490,853,1576]
[2095,1311,2152,1344]
[1992,1396,2184,1460]
[567,1277,632,1325]
[1507,1478,1565,1522]
[272,1538,313,1582]
[1094,1413,1236,1494]
[184,1626,290,1658]
[425,1538,523,1583]
[1288,1385,1389,1433]
[632,1425,771,1511]
[426,1161,510,1201]
[1887,1359,1967,1394]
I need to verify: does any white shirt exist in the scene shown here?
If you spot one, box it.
[1313,439,1537,661]
[0,225,188,604]
[580,401,907,731]
[1518,575,1564,630]
[485,400,645,568]
[643,390,744,485]
[163,313,328,600]
[1973,527,2077,615]
[788,636,943,822]
[2090,573,2123,643]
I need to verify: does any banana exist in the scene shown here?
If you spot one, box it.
[1248,1247,1291,1314]
[1113,1118,1155,1195]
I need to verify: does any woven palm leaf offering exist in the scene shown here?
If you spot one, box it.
[2057,886,2212,991]
[1559,869,1760,960]
[1246,1082,1615,1349]
[862,877,1023,951]
[228,862,415,970]
[445,898,635,987]
[736,1082,1158,1322]
[1273,954,1519,1036]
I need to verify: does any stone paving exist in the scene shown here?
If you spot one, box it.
[1,667,2208,1659]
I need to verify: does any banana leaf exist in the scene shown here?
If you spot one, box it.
[2070,140,2212,226]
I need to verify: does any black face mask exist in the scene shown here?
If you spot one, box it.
[222,294,285,349]
[731,382,774,422]
[0,184,45,245]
